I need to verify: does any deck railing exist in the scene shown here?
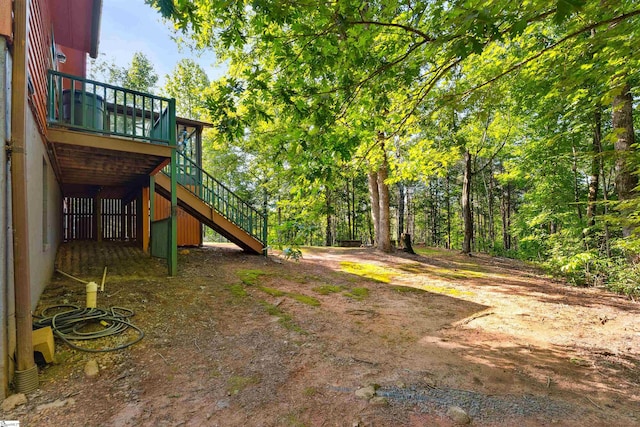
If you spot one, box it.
[164,151,267,245]
[47,70,175,145]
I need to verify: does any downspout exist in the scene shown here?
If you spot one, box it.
[10,0,38,392]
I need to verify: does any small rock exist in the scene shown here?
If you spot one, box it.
[37,398,75,412]
[446,406,471,425]
[2,393,27,411]
[84,360,100,378]
[369,396,388,406]
[355,385,376,400]
[216,399,230,409]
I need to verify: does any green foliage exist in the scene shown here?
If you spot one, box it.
[282,247,303,261]
[607,263,640,297]
[145,0,640,298]
[88,51,158,93]
[163,59,210,119]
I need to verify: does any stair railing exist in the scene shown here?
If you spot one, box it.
[163,152,267,245]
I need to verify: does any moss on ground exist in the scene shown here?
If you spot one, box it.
[312,284,343,295]
[259,286,286,297]
[344,287,369,300]
[339,261,395,283]
[227,283,248,299]
[227,375,260,394]
[289,293,321,307]
[237,269,267,285]
[259,301,306,334]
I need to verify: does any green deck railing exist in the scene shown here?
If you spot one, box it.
[164,151,267,246]
[47,70,174,145]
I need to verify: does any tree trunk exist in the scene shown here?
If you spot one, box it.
[586,107,601,229]
[446,173,451,249]
[612,83,637,237]
[486,167,496,246]
[345,179,352,240]
[462,150,473,255]
[406,185,415,239]
[397,183,405,243]
[325,189,333,246]
[571,143,583,222]
[600,155,612,257]
[401,233,416,254]
[430,180,438,245]
[368,171,379,246]
[351,177,357,239]
[377,156,391,252]
[501,182,511,251]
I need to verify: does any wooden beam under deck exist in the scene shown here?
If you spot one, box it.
[48,128,173,157]
[47,128,173,195]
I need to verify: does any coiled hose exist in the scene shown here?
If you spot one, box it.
[33,305,144,352]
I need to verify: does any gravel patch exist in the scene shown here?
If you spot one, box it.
[377,385,582,424]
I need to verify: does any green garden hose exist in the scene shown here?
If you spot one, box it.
[33,305,144,352]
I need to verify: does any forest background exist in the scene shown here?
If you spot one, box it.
[91,0,640,297]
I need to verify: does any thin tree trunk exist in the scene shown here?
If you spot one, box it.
[430,180,438,245]
[486,166,496,246]
[612,82,637,237]
[501,183,511,251]
[446,173,451,249]
[397,183,405,243]
[325,189,332,246]
[406,185,415,239]
[586,107,601,229]
[600,160,612,258]
[351,177,356,239]
[377,155,391,252]
[571,143,583,222]
[462,150,473,254]
[345,179,352,241]
[368,171,380,246]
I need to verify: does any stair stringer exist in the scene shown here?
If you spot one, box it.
[154,173,264,254]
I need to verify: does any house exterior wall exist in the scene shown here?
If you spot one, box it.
[25,111,61,308]
[154,194,202,246]
[56,46,86,78]
[0,0,11,41]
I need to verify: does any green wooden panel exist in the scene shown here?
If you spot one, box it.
[150,218,170,259]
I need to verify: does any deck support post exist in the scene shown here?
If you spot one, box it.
[141,187,149,252]
[168,99,178,276]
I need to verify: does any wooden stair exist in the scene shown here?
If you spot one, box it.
[154,173,265,254]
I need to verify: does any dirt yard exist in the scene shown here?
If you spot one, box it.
[5,242,640,426]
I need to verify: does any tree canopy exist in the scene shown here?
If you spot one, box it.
[150,0,640,296]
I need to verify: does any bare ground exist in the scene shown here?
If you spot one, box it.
[6,242,640,426]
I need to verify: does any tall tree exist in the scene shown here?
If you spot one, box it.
[89,51,158,93]
[612,83,637,238]
[163,59,210,119]
[123,52,158,93]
